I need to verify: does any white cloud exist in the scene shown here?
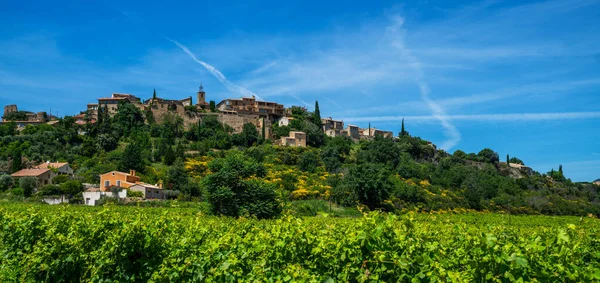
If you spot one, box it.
[386,15,462,150]
[167,38,264,100]
[341,111,600,123]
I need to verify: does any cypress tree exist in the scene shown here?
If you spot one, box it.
[400,118,408,136]
[262,117,266,140]
[559,164,563,174]
[507,154,510,165]
[313,101,322,130]
[153,89,157,100]
[11,149,22,173]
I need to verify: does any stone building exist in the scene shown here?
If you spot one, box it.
[279,131,307,147]
[217,95,284,117]
[10,162,73,188]
[361,127,394,139]
[11,168,55,188]
[345,124,360,141]
[97,93,143,116]
[129,183,165,199]
[322,117,345,137]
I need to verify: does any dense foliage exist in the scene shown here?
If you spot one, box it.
[0,204,599,282]
[0,100,599,218]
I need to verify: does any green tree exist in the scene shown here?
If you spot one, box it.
[19,177,37,197]
[204,152,278,218]
[400,118,409,136]
[209,100,216,112]
[357,135,401,168]
[119,141,144,173]
[509,157,524,165]
[60,180,83,196]
[477,148,499,163]
[304,122,325,148]
[166,160,197,195]
[298,150,320,173]
[10,149,22,173]
[38,184,61,196]
[341,163,393,211]
[52,175,70,184]
[312,101,322,130]
[507,154,510,164]
[241,123,260,147]
[113,101,145,137]
[0,174,13,191]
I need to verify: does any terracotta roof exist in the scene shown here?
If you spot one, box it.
[98,97,127,101]
[85,188,101,192]
[11,168,50,177]
[37,162,68,170]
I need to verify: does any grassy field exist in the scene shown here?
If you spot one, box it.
[0,203,599,282]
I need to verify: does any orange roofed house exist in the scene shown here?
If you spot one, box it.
[99,170,141,191]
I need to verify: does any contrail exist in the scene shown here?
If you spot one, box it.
[386,16,461,150]
[166,38,264,100]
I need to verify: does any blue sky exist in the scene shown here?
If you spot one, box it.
[1,0,599,181]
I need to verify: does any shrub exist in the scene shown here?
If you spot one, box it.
[19,177,37,197]
[0,174,12,191]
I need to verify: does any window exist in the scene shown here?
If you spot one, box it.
[116,180,121,187]
[86,198,90,205]
[44,180,48,185]
[104,180,110,187]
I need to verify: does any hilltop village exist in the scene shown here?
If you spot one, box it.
[2,84,394,146]
[1,83,596,216]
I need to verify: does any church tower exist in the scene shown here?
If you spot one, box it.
[196,82,206,106]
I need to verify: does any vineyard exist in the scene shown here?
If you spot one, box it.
[1,203,599,282]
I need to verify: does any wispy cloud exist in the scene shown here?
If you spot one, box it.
[166,38,264,100]
[341,111,600,123]
[386,15,461,150]
[251,61,278,74]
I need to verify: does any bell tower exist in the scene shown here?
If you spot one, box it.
[196,82,206,106]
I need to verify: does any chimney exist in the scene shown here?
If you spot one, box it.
[132,170,136,176]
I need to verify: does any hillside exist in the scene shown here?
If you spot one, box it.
[0,103,599,217]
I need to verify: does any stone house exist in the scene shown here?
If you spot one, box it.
[217,95,285,117]
[129,183,165,199]
[11,168,55,188]
[361,127,394,139]
[10,162,73,188]
[345,125,360,141]
[37,162,74,177]
[279,131,307,147]
[322,117,346,138]
[277,116,295,127]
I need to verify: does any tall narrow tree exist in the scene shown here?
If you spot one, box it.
[559,164,563,174]
[11,149,22,173]
[507,154,510,165]
[153,89,157,100]
[313,101,322,130]
[261,117,266,141]
[400,118,408,136]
